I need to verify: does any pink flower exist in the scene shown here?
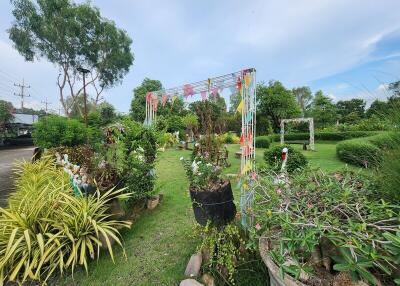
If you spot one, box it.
[307,203,313,209]
[276,188,282,194]
[255,223,262,231]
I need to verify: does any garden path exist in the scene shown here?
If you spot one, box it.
[0,146,34,207]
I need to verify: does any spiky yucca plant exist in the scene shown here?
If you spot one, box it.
[0,158,131,285]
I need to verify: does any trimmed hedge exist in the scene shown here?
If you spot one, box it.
[255,136,270,148]
[336,132,400,167]
[336,140,381,167]
[265,131,380,142]
[264,145,308,173]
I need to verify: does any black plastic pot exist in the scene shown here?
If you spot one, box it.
[190,180,236,226]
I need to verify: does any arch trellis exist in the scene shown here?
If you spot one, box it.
[280,117,315,151]
[144,68,257,226]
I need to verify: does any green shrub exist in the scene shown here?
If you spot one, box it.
[376,149,400,202]
[1,158,131,285]
[336,139,381,167]
[101,120,158,202]
[336,132,400,167]
[221,132,240,144]
[264,131,379,142]
[255,136,270,148]
[264,145,307,173]
[33,115,88,149]
[366,132,400,150]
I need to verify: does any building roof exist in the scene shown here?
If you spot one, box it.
[12,114,39,125]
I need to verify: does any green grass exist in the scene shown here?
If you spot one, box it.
[56,141,356,285]
[225,141,353,174]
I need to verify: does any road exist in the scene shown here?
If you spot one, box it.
[0,146,35,207]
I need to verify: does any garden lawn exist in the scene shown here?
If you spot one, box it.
[225,141,354,175]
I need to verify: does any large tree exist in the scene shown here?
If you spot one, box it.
[9,0,134,116]
[292,86,313,117]
[130,78,162,123]
[366,99,388,118]
[309,90,337,127]
[257,81,301,132]
[0,100,14,128]
[336,98,366,123]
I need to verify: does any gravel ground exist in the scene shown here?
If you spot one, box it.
[0,146,35,207]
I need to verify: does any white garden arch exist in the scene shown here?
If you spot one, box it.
[144,68,257,226]
[280,117,315,151]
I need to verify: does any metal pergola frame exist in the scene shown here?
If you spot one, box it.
[144,68,257,226]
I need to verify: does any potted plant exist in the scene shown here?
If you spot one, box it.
[181,154,236,226]
[181,102,236,226]
[252,168,400,286]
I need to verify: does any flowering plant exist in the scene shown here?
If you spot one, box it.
[181,156,221,190]
[252,168,400,285]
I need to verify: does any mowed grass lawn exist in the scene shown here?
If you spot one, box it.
[56,141,355,285]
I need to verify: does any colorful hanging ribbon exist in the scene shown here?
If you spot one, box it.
[236,76,242,90]
[162,95,168,107]
[146,92,152,103]
[183,84,194,97]
[201,91,207,101]
[236,100,244,113]
[211,87,219,97]
[152,98,159,112]
[244,73,252,88]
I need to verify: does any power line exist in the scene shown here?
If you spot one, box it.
[41,97,51,112]
[14,78,31,109]
[0,69,19,82]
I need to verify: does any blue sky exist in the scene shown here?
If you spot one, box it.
[0,0,399,113]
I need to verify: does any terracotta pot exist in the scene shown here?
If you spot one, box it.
[147,195,160,210]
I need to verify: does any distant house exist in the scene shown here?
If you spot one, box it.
[11,113,39,136]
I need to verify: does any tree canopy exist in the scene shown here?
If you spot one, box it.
[257,81,301,132]
[292,86,313,117]
[0,100,14,128]
[336,98,365,123]
[9,0,134,116]
[309,91,337,127]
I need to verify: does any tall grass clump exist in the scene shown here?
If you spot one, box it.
[0,157,131,285]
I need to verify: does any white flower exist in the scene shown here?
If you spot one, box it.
[191,161,199,174]
[180,157,184,161]
[195,143,200,147]
[198,172,202,176]
[206,163,212,167]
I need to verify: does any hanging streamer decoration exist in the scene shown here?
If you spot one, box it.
[183,84,194,97]
[162,94,168,107]
[201,91,207,101]
[142,69,257,229]
[211,87,219,97]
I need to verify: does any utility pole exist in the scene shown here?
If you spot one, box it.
[14,78,30,110]
[41,97,51,113]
